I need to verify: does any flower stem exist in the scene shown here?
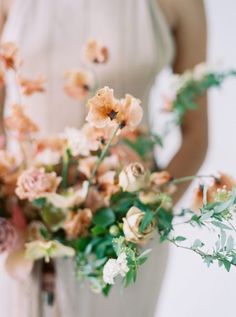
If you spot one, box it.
[170,174,215,185]
[89,124,120,184]
[62,149,70,189]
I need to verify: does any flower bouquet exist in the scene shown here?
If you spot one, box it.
[0,41,236,299]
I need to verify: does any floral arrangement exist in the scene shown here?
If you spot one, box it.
[0,41,236,299]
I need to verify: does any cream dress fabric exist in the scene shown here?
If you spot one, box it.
[0,0,175,316]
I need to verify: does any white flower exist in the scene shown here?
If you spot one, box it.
[119,163,149,193]
[103,252,129,285]
[64,127,99,157]
[116,252,129,277]
[103,259,120,285]
[35,149,61,166]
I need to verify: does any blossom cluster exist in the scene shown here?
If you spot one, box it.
[0,42,235,296]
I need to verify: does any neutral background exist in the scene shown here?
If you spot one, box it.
[155,1,236,316]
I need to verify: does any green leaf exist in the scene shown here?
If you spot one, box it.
[137,249,152,265]
[92,208,115,228]
[140,211,154,233]
[192,239,204,249]
[200,210,214,221]
[175,236,187,242]
[211,221,232,231]
[91,226,107,236]
[226,235,234,252]
[32,197,47,208]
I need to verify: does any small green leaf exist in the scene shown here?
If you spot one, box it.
[175,236,187,242]
[211,221,232,230]
[192,239,204,249]
[32,197,47,208]
[92,208,115,228]
[140,211,154,233]
[226,235,234,252]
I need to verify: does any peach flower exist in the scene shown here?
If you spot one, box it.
[84,40,109,64]
[116,94,143,131]
[86,87,143,130]
[35,136,65,154]
[18,75,45,96]
[64,209,92,239]
[150,171,172,186]
[64,69,94,101]
[123,206,156,245]
[16,167,61,201]
[192,173,236,211]
[0,42,21,70]
[86,87,119,128]
[5,104,39,139]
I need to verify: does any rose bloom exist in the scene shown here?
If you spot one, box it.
[16,167,61,201]
[84,40,109,64]
[119,162,150,192]
[123,206,156,245]
[64,209,92,239]
[0,42,21,70]
[64,69,94,101]
[5,104,39,140]
[18,75,45,96]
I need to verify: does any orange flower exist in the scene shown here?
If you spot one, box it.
[84,40,109,64]
[86,87,143,130]
[5,104,39,139]
[16,167,61,201]
[35,137,65,154]
[192,173,236,211]
[116,94,143,131]
[64,209,92,239]
[0,42,21,70]
[64,70,94,101]
[18,75,45,96]
[86,87,119,128]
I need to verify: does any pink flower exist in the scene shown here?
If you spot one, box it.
[64,70,94,101]
[84,40,109,64]
[16,167,61,201]
[5,104,39,140]
[18,75,45,96]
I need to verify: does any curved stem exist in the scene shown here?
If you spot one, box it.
[170,174,216,185]
[89,124,120,184]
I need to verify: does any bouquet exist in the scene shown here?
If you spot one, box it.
[0,41,236,298]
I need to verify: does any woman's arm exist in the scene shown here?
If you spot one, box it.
[159,0,208,201]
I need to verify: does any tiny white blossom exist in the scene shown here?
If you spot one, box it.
[103,259,120,285]
[116,252,129,277]
[103,252,130,285]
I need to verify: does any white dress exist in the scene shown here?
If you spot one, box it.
[1,0,175,316]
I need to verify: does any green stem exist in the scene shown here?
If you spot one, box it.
[89,124,120,184]
[62,149,70,189]
[170,174,215,185]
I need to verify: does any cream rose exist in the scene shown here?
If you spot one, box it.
[123,206,156,245]
[119,163,149,192]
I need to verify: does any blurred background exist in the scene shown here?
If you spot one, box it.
[155,1,236,316]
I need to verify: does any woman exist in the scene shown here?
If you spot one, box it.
[0,0,207,316]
